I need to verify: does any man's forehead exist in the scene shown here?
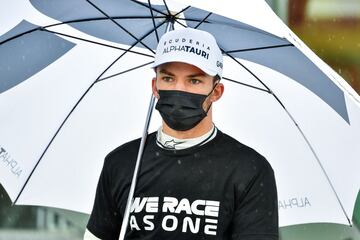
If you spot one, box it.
[156,62,209,77]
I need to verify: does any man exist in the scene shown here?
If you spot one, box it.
[85,28,278,239]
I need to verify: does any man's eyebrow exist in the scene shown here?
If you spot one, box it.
[187,73,207,78]
[158,69,206,78]
[159,69,175,76]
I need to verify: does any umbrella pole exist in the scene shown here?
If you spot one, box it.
[118,94,156,240]
[118,20,173,240]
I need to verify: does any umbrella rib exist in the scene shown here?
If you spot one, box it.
[176,17,211,23]
[222,77,270,93]
[148,0,159,42]
[85,0,155,54]
[173,18,187,28]
[272,95,352,225]
[44,16,166,28]
[13,19,168,205]
[0,27,39,45]
[194,12,213,29]
[176,17,286,43]
[224,51,272,92]
[94,19,167,82]
[132,0,191,28]
[226,52,352,225]
[97,61,154,82]
[281,106,353,226]
[162,0,171,16]
[41,29,154,58]
[225,43,294,53]
[130,0,167,16]
[167,6,192,28]
[0,16,167,46]
[175,5,192,16]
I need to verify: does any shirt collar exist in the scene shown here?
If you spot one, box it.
[156,125,217,150]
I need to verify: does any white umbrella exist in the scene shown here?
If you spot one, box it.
[0,0,359,229]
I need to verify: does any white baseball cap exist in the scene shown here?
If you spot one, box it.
[152,28,223,78]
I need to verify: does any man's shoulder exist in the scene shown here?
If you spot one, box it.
[218,130,273,172]
[106,137,141,159]
[104,132,157,165]
[218,130,261,156]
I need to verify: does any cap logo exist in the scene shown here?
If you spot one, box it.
[164,38,211,49]
[162,45,209,59]
[153,29,223,77]
[162,37,211,60]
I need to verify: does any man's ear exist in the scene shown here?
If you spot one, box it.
[152,77,159,99]
[210,82,224,102]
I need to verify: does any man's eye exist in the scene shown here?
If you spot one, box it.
[162,76,173,82]
[190,79,201,84]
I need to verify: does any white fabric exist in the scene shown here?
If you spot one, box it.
[152,28,223,77]
[156,124,217,150]
[83,229,101,240]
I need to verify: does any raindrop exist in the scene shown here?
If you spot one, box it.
[237,183,246,192]
[155,151,160,157]
[177,159,181,165]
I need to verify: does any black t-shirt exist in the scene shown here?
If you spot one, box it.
[87,130,278,239]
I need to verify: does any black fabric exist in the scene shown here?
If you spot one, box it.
[155,90,208,131]
[87,130,278,240]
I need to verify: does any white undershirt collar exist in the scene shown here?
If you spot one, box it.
[156,124,217,150]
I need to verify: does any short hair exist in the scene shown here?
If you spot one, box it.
[213,75,221,84]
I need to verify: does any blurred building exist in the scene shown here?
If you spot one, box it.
[0,184,88,240]
[266,0,360,94]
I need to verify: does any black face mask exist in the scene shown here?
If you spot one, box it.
[155,89,213,131]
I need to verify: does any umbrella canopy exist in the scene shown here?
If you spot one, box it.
[0,0,359,228]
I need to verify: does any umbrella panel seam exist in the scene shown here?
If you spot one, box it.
[85,0,155,54]
[148,0,160,42]
[41,29,154,58]
[13,15,169,205]
[225,44,294,54]
[97,61,154,82]
[130,0,167,17]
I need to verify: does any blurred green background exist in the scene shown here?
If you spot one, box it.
[270,0,360,94]
[270,0,360,239]
[1,0,359,239]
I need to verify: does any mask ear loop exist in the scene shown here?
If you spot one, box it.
[154,77,160,99]
[204,77,221,114]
